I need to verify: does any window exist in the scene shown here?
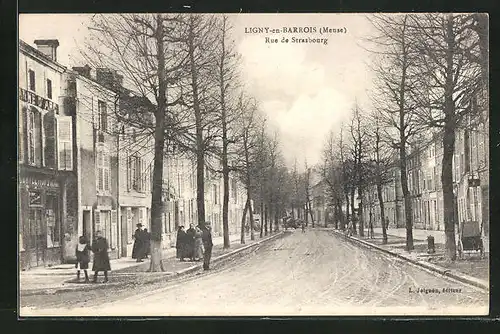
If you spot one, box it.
[28,69,36,92]
[27,108,43,166]
[46,79,52,99]
[56,116,73,170]
[96,144,110,193]
[98,100,107,132]
[45,194,60,248]
[127,154,143,192]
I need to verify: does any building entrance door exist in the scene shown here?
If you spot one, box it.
[28,208,45,267]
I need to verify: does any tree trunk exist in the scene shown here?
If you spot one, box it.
[219,17,231,249]
[350,189,356,234]
[222,152,230,248]
[376,181,387,244]
[308,201,314,227]
[358,187,364,237]
[149,15,167,272]
[264,204,269,236]
[400,146,413,251]
[188,18,206,228]
[442,124,457,260]
[248,191,255,241]
[259,199,264,238]
[240,198,249,244]
[344,191,350,230]
[441,15,458,261]
[274,206,279,232]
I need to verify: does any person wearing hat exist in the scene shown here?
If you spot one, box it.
[132,223,145,262]
[200,221,213,270]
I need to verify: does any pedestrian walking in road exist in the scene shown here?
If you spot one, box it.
[193,225,204,261]
[91,231,111,283]
[132,223,145,262]
[143,228,151,259]
[301,222,306,233]
[75,235,91,283]
[200,221,213,271]
[176,226,188,261]
[186,223,196,261]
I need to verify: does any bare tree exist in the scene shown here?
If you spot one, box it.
[349,103,370,237]
[411,14,483,260]
[321,130,345,230]
[81,14,190,271]
[233,94,262,243]
[304,160,315,227]
[365,14,424,250]
[368,110,395,244]
[212,15,241,249]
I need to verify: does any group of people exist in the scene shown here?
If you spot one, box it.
[132,223,151,262]
[73,221,214,284]
[176,222,213,270]
[75,231,111,283]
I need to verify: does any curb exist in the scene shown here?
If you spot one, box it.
[331,230,489,292]
[21,231,285,297]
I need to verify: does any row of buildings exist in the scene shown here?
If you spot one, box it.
[18,39,247,270]
[307,99,489,238]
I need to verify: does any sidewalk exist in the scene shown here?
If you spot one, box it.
[372,227,490,252]
[20,233,242,294]
[335,227,489,290]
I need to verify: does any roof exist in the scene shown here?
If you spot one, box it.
[19,39,67,72]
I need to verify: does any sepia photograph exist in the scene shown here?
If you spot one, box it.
[18,13,489,317]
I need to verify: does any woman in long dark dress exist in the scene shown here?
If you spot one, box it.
[132,223,144,262]
[91,231,111,283]
[193,225,204,261]
[185,224,196,261]
[176,226,187,261]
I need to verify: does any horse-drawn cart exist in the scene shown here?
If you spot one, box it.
[457,220,484,259]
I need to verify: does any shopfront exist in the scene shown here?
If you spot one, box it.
[19,171,63,270]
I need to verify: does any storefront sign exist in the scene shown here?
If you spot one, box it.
[29,191,42,206]
[19,87,59,113]
[20,176,59,189]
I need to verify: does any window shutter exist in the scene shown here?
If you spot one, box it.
[19,105,27,163]
[141,158,145,192]
[127,155,131,191]
[97,148,104,191]
[56,116,73,170]
[111,210,117,249]
[34,110,42,166]
[94,209,101,234]
[43,112,56,168]
[104,150,110,192]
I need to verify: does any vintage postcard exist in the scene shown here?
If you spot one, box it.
[18,13,489,317]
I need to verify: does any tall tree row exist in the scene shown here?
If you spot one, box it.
[80,14,293,271]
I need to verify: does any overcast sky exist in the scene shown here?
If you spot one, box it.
[19,13,374,169]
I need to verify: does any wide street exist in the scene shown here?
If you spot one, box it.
[21,229,488,316]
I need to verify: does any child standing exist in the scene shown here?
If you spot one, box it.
[75,235,91,283]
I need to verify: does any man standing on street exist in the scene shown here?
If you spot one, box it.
[200,221,213,271]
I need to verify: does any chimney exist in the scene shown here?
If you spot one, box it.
[96,68,123,89]
[33,39,59,62]
[72,65,92,78]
